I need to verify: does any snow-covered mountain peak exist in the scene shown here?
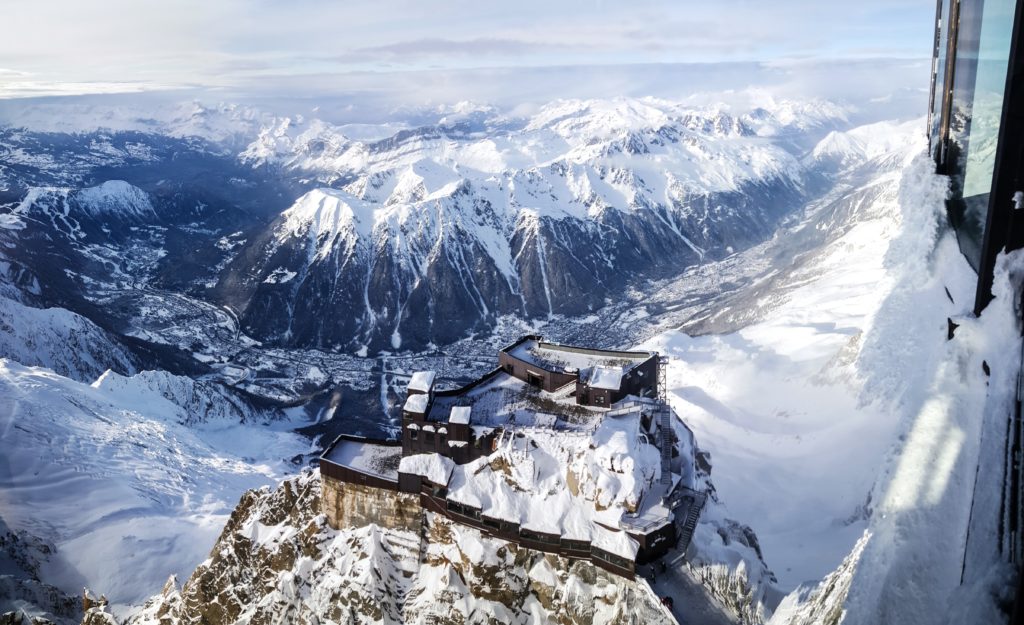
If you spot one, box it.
[238,96,841,195]
[807,119,924,171]
[92,367,276,425]
[0,180,156,243]
[525,97,673,138]
[435,100,504,127]
[811,129,866,160]
[0,100,269,145]
[75,180,155,219]
[0,296,137,383]
[162,100,267,142]
[277,188,376,249]
[739,94,852,136]
[381,159,464,205]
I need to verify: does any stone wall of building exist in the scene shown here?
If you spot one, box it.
[322,475,422,532]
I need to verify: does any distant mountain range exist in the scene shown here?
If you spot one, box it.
[0,97,852,355]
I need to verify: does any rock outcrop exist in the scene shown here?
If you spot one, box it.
[0,519,80,625]
[321,477,421,533]
[118,470,674,625]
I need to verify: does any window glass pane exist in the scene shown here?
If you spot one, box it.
[945,0,1015,270]
[962,0,1015,197]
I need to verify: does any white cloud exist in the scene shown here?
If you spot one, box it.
[0,1,935,98]
[0,80,175,100]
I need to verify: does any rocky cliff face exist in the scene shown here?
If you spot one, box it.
[118,471,675,625]
[0,517,80,625]
[686,516,779,624]
[0,296,137,383]
[763,534,869,625]
[321,477,421,533]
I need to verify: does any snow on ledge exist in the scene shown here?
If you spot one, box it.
[450,405,471,424]
[399,453,455,485]
[404,393,429,413]
[408,370,436,393]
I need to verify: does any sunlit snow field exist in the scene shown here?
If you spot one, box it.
[643,138,978,589]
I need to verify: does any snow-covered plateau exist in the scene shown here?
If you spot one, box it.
[0,93,1017,625]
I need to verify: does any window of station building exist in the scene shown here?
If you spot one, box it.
[929,0,954,156]
[944,0,1016,270]
[962,0,1015,196]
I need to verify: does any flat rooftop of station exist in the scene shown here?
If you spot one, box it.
[505,338,653,374]
[427,370,605,429]
[322,438,402,480]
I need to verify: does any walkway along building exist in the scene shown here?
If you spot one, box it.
[319,336,708,580]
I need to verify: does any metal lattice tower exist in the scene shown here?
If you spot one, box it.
[657,355,673,486]
[657,354,668,402]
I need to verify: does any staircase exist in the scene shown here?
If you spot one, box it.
[649,353,709,557]
[658,402,673,486]
[676,491,707,553]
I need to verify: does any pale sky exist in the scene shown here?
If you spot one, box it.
[0,0,936,98]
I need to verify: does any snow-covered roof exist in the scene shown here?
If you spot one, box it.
[322,439,402,481]
[427,370,606,428]
[506,338,652,376]
[408,370,436,393]
[404,393,429,413]
[399,453,455,486]
[441,413,663,560]
[587,366,624,391]
[449,405,472,424]
[472,425,496,437]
